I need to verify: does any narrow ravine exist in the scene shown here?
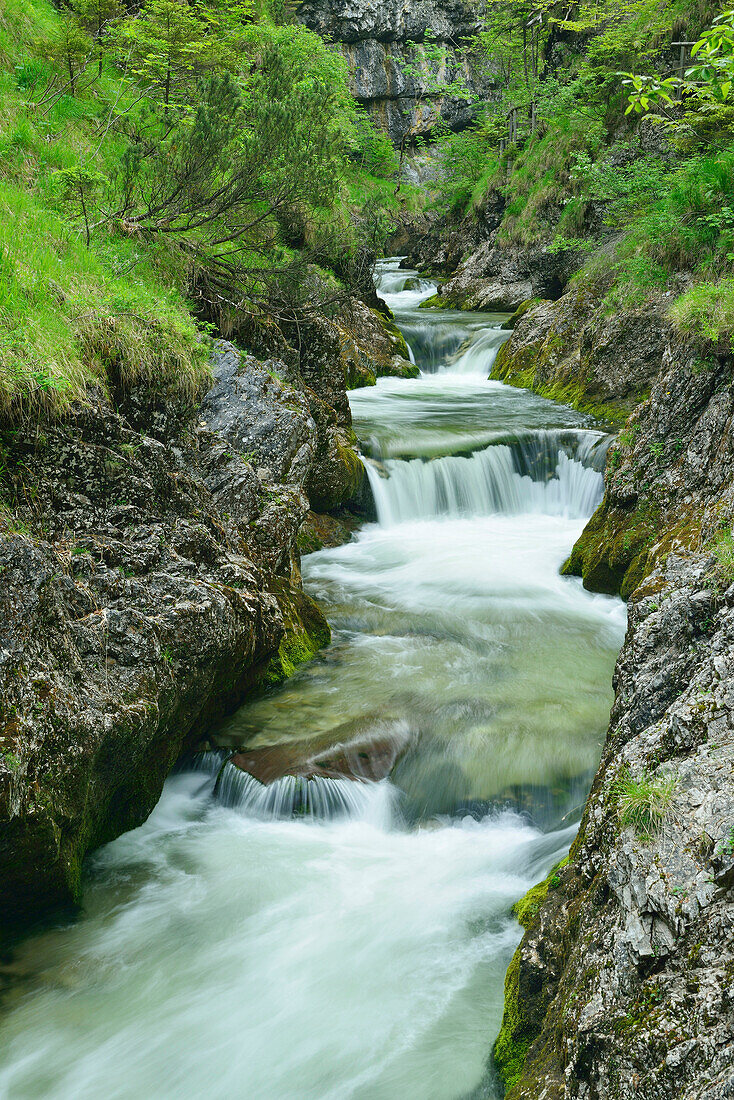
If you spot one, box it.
[0,261,627,1100]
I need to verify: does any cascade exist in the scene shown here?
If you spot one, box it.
[182,751,386,821]
[364,433,605,526]
[445,327,512,376]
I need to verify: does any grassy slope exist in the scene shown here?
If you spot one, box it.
[0,0,409,420]
[431,0,734,344]
[0,0,211,416]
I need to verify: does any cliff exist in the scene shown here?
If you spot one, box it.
[297,0,493,144]
[486,284,734,1098]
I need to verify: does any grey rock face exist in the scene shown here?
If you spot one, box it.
[493,284,734,1099]
[0,328,370,924]
[298,0,494,143]
[505,551,734,1100]
[437,238,583,309]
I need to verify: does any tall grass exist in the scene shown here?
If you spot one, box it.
[612,769,678,836]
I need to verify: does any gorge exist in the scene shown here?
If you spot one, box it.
[0,261,625,1099]
[1,0,734,1096]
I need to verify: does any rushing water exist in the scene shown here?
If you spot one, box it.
[0,259,626,1100]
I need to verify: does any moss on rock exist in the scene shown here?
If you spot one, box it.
[492,338,628,426]
[562,499,701,599]
[502,299,541,330]
[494,949,531,1094]
[494,856,571,1094]
[260,580,331,689]
[418,293,455,310]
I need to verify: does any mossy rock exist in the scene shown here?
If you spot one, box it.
[501,299,542,330]
[260,581,331,689]
[418,293,453,310]
[494,855,571,1094]
[378,313,412,361]
[491,336,628,427]
[561,497,690,599]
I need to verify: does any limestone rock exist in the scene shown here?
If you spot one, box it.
[297,0,494,144]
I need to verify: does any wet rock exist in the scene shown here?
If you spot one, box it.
[491,281,734,1098]
[227,719,411,785]
[436,240,583,312]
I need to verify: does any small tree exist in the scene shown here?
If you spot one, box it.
[71,0,124,77]
[49,13,93,96]
[112,0,222,117]
[51,166,109,246]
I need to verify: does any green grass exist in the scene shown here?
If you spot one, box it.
[670,279,734,346]
[708,524,734,588]
[487,114,602,246]
[0,0,212,417]
[0,183,209,415]
[613,769,678,835]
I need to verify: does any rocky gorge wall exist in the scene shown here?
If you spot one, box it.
[458,277,734,1096]
[297,0,494,145]
[0,301,406,929]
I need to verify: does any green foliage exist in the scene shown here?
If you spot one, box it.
[612,769,678,835]
[431,118,502,214]
[50,166,108,245]
[349,110,398,178]
[111,0,232,113]
[0,0,394,414]
[47,12,92,95]
[624,9,734,128]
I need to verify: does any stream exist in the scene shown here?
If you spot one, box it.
[0,259,627,1099]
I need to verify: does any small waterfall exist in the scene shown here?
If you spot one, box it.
[181,753,382,822]
[375,258,436,312]
[364,432,606,526]
[398,321,470,373]
[446,328,511,376]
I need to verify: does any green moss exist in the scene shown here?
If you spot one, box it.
[297,526,324,554]
[494,855,571,1093]
[501,299,542,330]
[513,855,570,928]
[379,313,412,360]
[563,500,700,599]
[493,950,531,1094]
[492,339,628,427]
[418,293,454,310]
[260,582,331,689]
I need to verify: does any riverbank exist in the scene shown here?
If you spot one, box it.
[0,302,402,923]
[422,238,734,1095]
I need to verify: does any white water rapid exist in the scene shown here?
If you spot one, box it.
[0,259,627,1100]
